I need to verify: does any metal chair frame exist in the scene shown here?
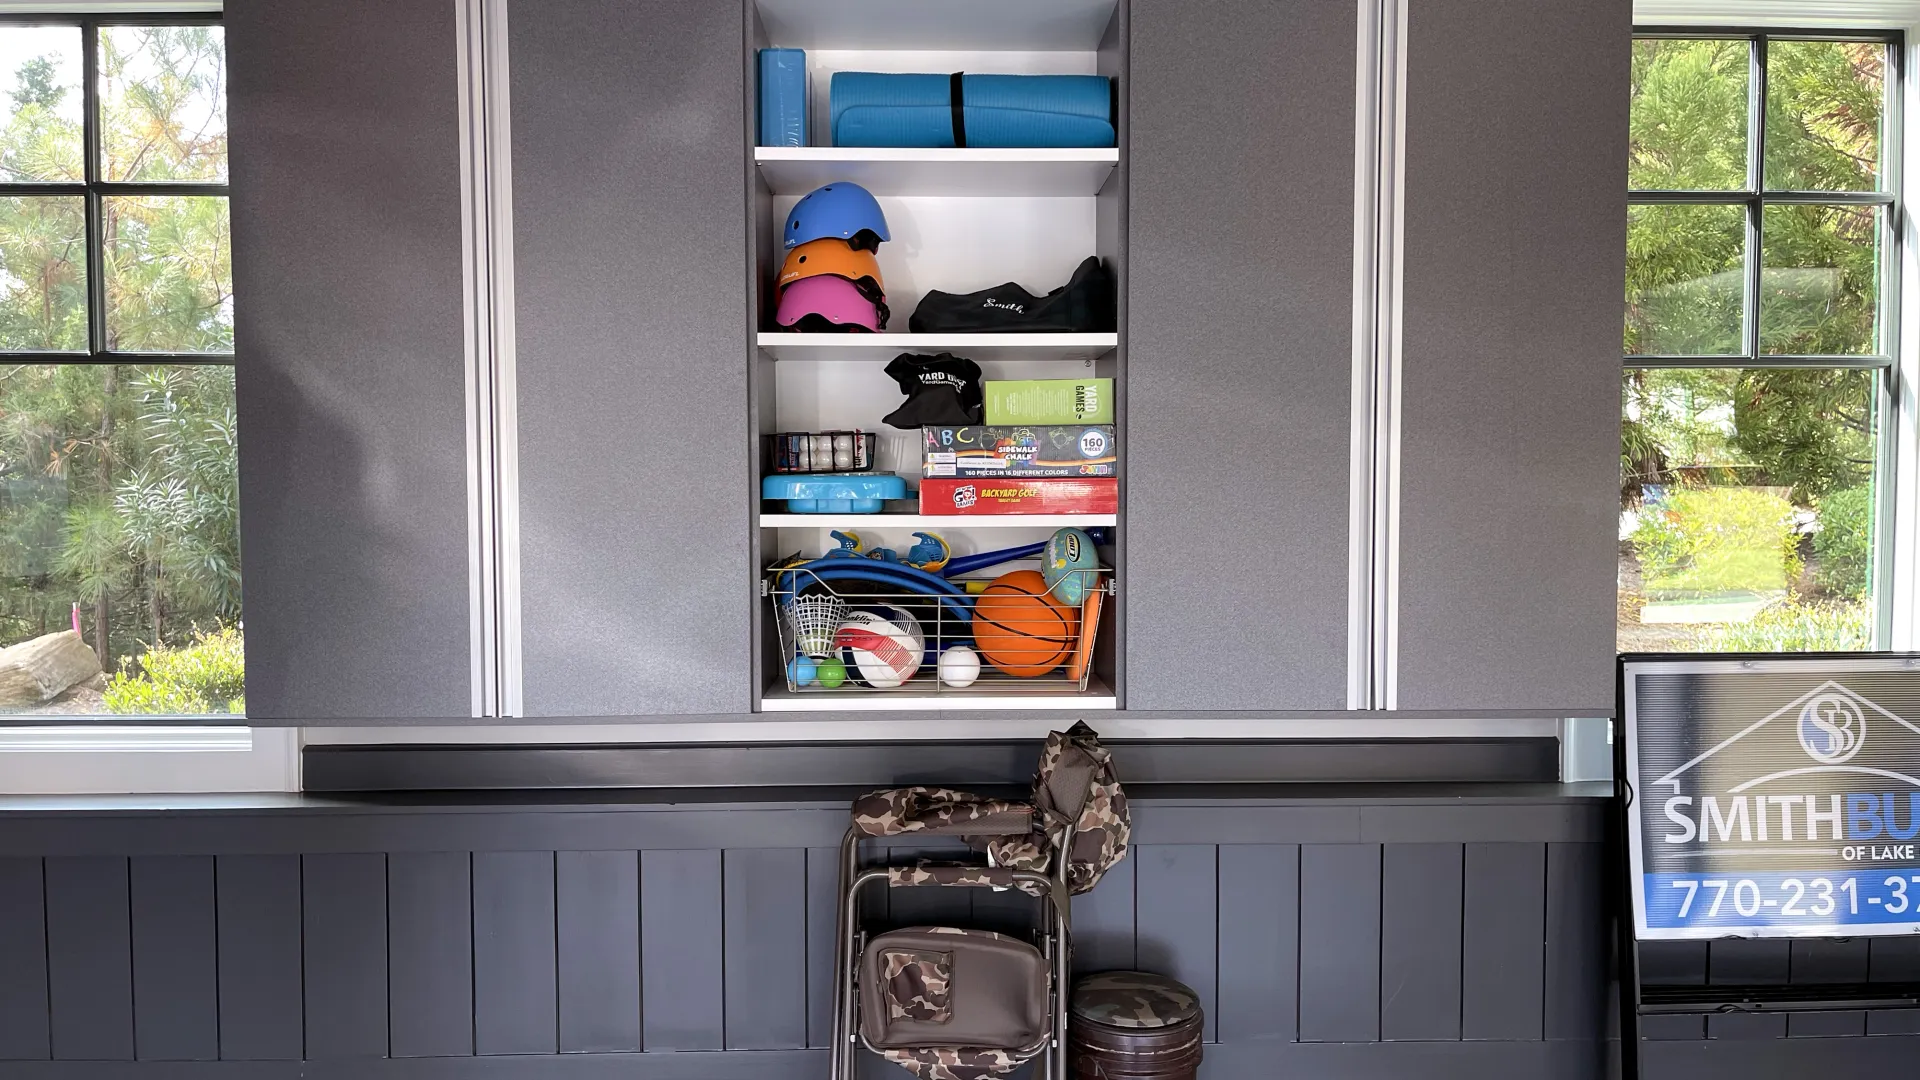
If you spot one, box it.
[830,823,1072,1080]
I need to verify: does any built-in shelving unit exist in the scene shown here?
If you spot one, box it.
[757,332,1116,364]
[759,512,1117,529]
[755,146,1118,197]
[749,0,1125,712]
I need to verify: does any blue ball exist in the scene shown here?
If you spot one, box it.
[788,655,819,687]
[1042,527,1099,607]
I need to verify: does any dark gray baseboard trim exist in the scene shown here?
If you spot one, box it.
[302,737,1559,791]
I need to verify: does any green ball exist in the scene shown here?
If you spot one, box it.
[816,656,848,689]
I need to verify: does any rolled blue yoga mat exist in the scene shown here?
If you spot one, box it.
[830,72,1114,148]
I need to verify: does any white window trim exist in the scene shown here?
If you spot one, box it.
[0,726,297,793]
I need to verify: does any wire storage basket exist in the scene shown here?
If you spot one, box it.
[767,563,1113,696]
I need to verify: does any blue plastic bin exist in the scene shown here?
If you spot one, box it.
[763,473,906,513]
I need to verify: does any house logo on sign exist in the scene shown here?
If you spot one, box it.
[1800,692,1866,765]
[1649,681,1920,859]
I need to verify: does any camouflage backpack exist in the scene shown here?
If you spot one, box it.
[989,721,1129,894]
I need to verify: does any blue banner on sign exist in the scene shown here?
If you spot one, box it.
[1643,870,1920,930]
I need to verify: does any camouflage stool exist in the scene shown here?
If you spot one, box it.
[1068,972,1203,1079]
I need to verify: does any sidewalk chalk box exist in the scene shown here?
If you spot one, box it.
[983,379,1113,425]
[920,478,1117,516]
[923,426,1119,478]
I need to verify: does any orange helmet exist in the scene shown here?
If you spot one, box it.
[779,237,885,301]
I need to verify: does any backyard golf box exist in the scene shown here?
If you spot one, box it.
[920,478,1118,516]
[983,379,1113,425]
[922,425,1119,478]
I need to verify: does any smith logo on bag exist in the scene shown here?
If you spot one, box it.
[1624,655,1920,940]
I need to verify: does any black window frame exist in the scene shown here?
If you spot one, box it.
[1628,27,1904,369]
[0,10,228,366]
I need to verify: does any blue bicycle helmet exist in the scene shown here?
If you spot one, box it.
[784,182,890,251]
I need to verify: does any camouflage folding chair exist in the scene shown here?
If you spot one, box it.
[832,723,1129,1080]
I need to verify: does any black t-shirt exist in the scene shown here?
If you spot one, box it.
[882,352,984,429]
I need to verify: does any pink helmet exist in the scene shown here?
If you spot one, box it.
[775,274,886,332]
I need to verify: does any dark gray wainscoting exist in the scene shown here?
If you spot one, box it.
[1631,935,1920,1077]
[0,787,1606,1080]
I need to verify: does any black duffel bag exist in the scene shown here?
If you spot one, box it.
[908,256,1116,334]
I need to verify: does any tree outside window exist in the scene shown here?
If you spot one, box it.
[0,18,239,716]
[1622,33,1894,653]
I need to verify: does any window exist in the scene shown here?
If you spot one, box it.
[0,14,237,718]
[1622,31,1895,653]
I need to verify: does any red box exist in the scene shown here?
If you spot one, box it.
[919,478,1118,515]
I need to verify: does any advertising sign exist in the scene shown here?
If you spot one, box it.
[1624,655,1920,940]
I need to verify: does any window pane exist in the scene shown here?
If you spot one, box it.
[1620,367,1876,653]
[0,365,241,716]
[0,27,83,182]
[1764,40,1884,192]
[1760,203,1879,355]
[0,196,86,351]
[103,195,231,352]
[98,24,225,182]
[1631,38,1749,191]
[1626,202,1746,356]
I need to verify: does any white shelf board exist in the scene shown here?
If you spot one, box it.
[755,147,1118,197]
[758,332,1116,363]
[755,0,1118,51]
[761,688,1117,712]
[761,512,1116,529]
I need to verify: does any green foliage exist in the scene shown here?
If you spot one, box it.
[1631,486,1798,598]
[1812,485,1873,599]
[102,623,243,715]
[1696,600,1873,652]
[1627,39,1885,504]
[0,27,237,711]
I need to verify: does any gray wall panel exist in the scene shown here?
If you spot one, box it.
[1124,0,1354,709]
[1215,844,1299,1043]
[1298,845,1382,1043]
[129,858,218,1061]
[1071,847,1135,976]
[1133,845,1218,1043]
[1380,844,1463,1041]
[472,852,558,1055]
[0,858,49,1060]
[302,853,389,1059]
[387,852,474,1059]
[804,848,838,1050]
[45,857,134,1061]
[1461,843,1546,1041]
[640,850,724,1051]
[1708,934,1787,1038]
[1544,844,1608,1042]
[213,855,303,1061]
[510,0,750,716]
[226,0,470,720]
[722,849,807,1050]
[1868,938,1920,1035]
[556,851,641,1054]
[1394,0,1628,713]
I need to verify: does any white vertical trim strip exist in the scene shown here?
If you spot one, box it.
[1377,0,1408,710]
[456,0,495,717]
[1347,0,1382,710]
[456,0,522,717]
[485,0,524,717]
[1892,30,1920,651]
[1349,0,1409,710]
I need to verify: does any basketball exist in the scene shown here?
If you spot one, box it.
[972,570,1078,677]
